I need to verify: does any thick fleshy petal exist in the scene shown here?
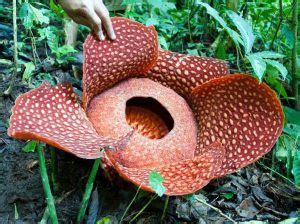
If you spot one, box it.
[106,142,225,196]
[8,83,117,159]
[191,74,284,176]
[146,49,229,98]
[83,18,229,109]
[83,17,159,108]
[86,78,197,168]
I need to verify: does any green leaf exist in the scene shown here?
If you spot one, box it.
[145,17,159,26]
[96,217,111,224]
[22,141,37,153]
[187,49,199,56]
[197,2,243,46]
[148,170,166,196]
[281,24,295,49]
[14,203,19,220]
[38,26,59,52]
[147,0,176,12]
[19,2,49,29]
[227,11,255,54]
[246,54,266,81]
[284,107,300,125]
[293,150,300,187]
[264,59,288,79]
[278,218,300,224]
[54,45,77,64]
[276,140,287,161]
[283,123,300,139]
[22,62,36,82]
[215,42,227,59]
[158,36,168,50]
[19,3,35,29]
[265,74,288,99]
[49,0,67,17]
[198,2,228,30]
[122,0,143,5]
[30,4,49,24]
[251,51,285,59]
[239,221,267,224]
[222,192,234,200]
[0,59,12,66]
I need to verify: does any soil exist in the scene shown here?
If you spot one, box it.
[0,78,299,224]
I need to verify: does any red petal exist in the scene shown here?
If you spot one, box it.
[106,142,225,196]
[8,83,117,159]
[83,17,159,109]
[146,49,229,99]
[191,74,284,176]
[86,78,197,168]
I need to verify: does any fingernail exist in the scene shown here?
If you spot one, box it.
[98,31,105,41]
[101,35,105,41]
[111,32,116,40]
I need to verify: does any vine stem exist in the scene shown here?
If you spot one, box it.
[4,0,18,95]
[76,158,101,224]
[269,0,283,49]
[291,0,299,110]
[194,195,236,223]
[37,143,58,224]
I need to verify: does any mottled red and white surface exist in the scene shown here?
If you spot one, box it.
[87,78,197,168]
[83,17,159,109]
[8,83,117,158]
[83,17,229,109]
[147,49,229,99]
[8,17,284,196]
[190,74,284,176]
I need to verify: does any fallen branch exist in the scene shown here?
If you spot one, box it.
[129,195,158,223]
[160,196,169,223]
[194,195,236,223]
[120,186,141,223]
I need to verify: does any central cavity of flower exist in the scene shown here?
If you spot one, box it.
[87,78,197,168]
[125,97,174,139]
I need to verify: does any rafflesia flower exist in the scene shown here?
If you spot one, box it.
[8,18,284,195]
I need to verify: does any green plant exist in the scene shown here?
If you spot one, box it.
[17,0,77,87]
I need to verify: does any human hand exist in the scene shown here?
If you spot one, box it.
[58,0,116,41]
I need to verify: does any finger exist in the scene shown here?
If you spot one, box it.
[95,3,116,40]
[84,9,105,40]
[69,13,90,28]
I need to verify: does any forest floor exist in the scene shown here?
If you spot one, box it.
[0,77,299,224]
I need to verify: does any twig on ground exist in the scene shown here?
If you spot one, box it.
[129,195,158,223]
[37,142,58,224]
[120,186,141,223]
[257,161,296,186]
[194,195,236,223]
[76,158,101,224]
[160,196,169,223]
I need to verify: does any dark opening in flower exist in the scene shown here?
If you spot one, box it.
[125,96,174,139]
[8,17,284,195]
[87,78,198,169]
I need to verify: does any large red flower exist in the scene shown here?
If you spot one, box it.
[8,17,284,196]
